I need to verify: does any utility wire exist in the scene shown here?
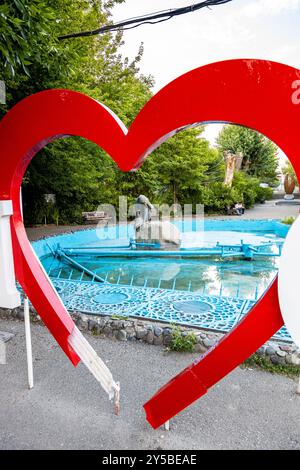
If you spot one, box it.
[59,0,233,40]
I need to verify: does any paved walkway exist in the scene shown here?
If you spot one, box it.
[25,200,299,241]
[219,199,299,220]
[26,224,98,241]
[0,319,299,450]
[12,201,299,449]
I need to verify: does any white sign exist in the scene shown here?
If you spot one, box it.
[278,215,300,348]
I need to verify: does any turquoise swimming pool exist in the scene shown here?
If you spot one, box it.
[33,219,291,340]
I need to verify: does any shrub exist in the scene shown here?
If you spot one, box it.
[202,182,242,214]
[257,186,273,202]
[243,354,299,377]
[201,172,274,215]
[169,325,197,352]
[282,216,295,225]
[232,172,273,208]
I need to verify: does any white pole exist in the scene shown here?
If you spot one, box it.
[0,200,21,308]
[164,420,170,431]
[20,191,34,389]
[24,296,34,389]
[114,382,120,415]
[0,340,6,365]
[297,376,300,395]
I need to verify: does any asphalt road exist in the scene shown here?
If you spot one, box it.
[0,319,299,450]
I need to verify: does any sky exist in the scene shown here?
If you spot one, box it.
[112,0,300,165]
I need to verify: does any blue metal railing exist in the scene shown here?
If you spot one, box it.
[47,263,262,302]
[46,242,278,301]
[57,240,284,260]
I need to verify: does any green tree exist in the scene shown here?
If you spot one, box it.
[153,128,223,206]
[0,0,55,79]
[1,0,154,224]
[216,125,279,185]
[23,138,119,224]
[1,0,226,223]
[115,127,223,209]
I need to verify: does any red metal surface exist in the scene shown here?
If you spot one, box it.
[143,279,283,428]
[0,59,298,425]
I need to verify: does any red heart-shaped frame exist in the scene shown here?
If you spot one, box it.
[0,59,299,429]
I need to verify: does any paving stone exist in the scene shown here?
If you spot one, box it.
[154,327,163,337]
[146,331,154,344]
[256,347,265,356]
[194,343,207,354]
[290,354,300,366]
[195,334,203,344]
[270,354,285,365]
[127,336,136,342]
[153,335,163,346]
[126,328,135,337]
[76,318,85,329]
[16,309,24,320]
[103,326,112,336]
[136,328,147,339]
[285,354,294,365]
[0,331,14,343]
[0,341,6,365]
[94,324,102,335]
[117,330,127,341]
[276,349,286,358]
[203,338,215,348]
[266,346,276,356]
[279,344,291,352]
[88,319,97,331]
[163,328,172,336]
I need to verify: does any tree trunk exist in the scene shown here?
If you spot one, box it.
[173,182,176,205]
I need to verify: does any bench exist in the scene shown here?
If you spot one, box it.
[82,211,111,224]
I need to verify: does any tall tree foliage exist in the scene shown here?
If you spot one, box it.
[2,1,268,222]
[1,0,224,223]
[1,0,154,223]
[0,0,55,81]
[216,125,279,185]
[116,127,223,207]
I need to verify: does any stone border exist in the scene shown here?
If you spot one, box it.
[1,306,299,368]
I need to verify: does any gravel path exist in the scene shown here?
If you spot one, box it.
[0,319,299,450]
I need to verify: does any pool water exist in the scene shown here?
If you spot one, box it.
[36,220,292,339]
[41,228,283,301]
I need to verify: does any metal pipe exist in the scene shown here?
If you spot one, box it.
[57,250,106,283]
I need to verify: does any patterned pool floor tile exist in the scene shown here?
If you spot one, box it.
[52,279,291,342]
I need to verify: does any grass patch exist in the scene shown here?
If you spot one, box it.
[111,314,129,320]
[169,325,197,352]
[243,354,299,378]
[281,216,295,225]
